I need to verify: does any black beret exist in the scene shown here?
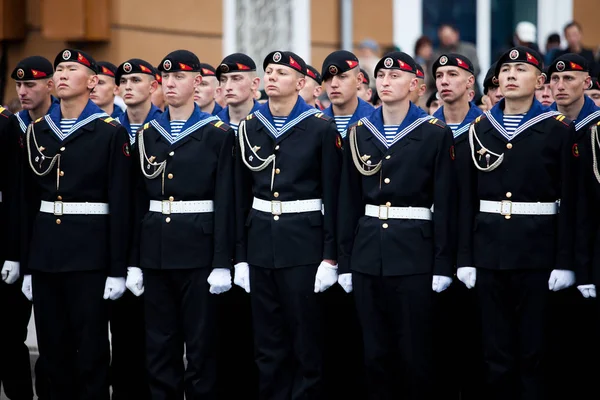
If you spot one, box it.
[588,77,600,91]
[416,63,425,79]
[483,62,498,94]
[263,51,307,75]
[306,65,322,85]
[494,46,543,77]
[541,67,550,85]
[11,56,53,81]
[199,63,216,78]
[97,61,117,78]
[360,68,370,85]
[158,50,201,73]
[321,50,359,81]
[216,53,257,80]
[116,59,157,83]
[547,53,589,77]
[432,53,474,76]
[54,49,97,73]
[374,51,417,76]
[426,91,440,108]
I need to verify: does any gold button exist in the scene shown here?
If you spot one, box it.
[169,196,174,201]
[59,171,64,177]
[60,147,65,152]
[275,168,281,174]
[56,219,61,225]
[384,178,390,184]
[167,173,173,179]
[275,145,280,150]
[505,215,511,220]
[386,202,391,207]
[166,217,171,223]
[506,143,513,149]
[274,192,279,198]
[169,151,174,156]
[274,215,279,221]
[506,192,512,198]
[57,195,62,200]
[385,155,391,160]
[382,223,389,229]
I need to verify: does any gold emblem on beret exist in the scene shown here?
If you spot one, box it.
[16,69,25,79]
[123,62,132,73]
[62,50,72,60]
[439,55,448,65]
[509,49,519,60]
[328,65,338,75]
[220,63,229,73]
[163,59,172,71]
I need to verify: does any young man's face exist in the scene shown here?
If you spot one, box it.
[435,66,472,104]
[487,86,504,106]
[161,71,200,108]
[409,77,427,104]
[324,69,361,107]
[535,84,553,107]
[550,71,590,108]
[498,63,543,101]
[90,74,118,108]
[376,69,417,105]
[565,26,582,49]
[299,78,322,105]
[585,88,600,107]
[219,72,258,106]
[194,76,218,109]
[15,79,53,111]
[263,64,305,99]
[53,62,98,100]
[357,82,372,103]
[151,84,165,110]
[119,73,156,107]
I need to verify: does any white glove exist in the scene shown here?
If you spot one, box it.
[207,268,232,294]
[314,261,338,293]
[22,274,32,301]
[577,284,597,298]
[103,277,126,300]
[457,267,477,289]
[234,262,251,293]
[125,267,144,296]
[1,260,20,284]
[432,275,452,293]
[548,269,576,291]
[338,273,353,293]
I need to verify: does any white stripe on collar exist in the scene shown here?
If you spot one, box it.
[453,124,470,138]
[15,113,28,133]
[45,113,109,141]
[150,115,219,145]
[254,108,320,138]
[484,110,560,141]
[360,116,433,148]
[575,110,600,131]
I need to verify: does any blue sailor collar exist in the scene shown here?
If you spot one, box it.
[254,96,319,138]
[551,95,600,131]
[150,103,218,145]
[117,104,162,143]
[433,101,483,138]
[360,102,432,148]
[217,99,261,125]
[111,106,123,120]
[486,98,560,141]
[212,102,224,116]
[16,96,59,133]
[44,99,108,141]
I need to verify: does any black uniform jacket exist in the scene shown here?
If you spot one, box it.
[22,100,131,277]
[338,104,456,277]
[0,106,18,262]
[457,99,576,271]
[130,106,235,271]
[235,97,342,269]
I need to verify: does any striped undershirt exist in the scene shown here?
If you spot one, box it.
[130,123,143,135]
[60,118,77,135]
[503,113,526,136]
[383,125,400,145]
[170,120,186,137]
[229,122,239,135]
[273,116,287,131]
[447,123,460,134]
[334,115,352,135]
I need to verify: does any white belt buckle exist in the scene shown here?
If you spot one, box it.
[500,200,512,216]
[378,205,389,220]
[54,201,64,216]
[271,201,282,216]
[162,200,172,215]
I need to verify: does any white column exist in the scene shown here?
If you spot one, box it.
[537,0,573,48]
[393,0,422,57]
[291,0,311,63]
[340,0,353,52]
[476,0,491,88]
[222,0,237,57]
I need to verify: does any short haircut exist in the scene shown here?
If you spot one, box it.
[564,21,582,34]
[547,33,561,44]
[414,36,433,56]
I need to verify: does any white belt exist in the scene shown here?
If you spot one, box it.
[40,200,109,215]
[479,200,559,216]
[252,197,322,215]
[365,204,433,220]
[149,200,214,215]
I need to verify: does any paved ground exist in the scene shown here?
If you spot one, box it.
[1,313,39,400]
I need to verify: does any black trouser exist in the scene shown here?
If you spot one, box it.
[0,278,34,400]
[144,268,217,400]
[250,265,323,400]
[433,282,484,400]
[477,269,549,400]
[32,270,110,400]
[216,285,258,400]
[353,272,434,400]
[109,290,149,400]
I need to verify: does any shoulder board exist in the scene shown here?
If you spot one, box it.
[34,116,44,123]
[314,112,331,121]
[246,114,254,120]
[473,114,487,125]
[597,121,600,126]
[211,120,231,131]
[103,117,117,126]
[554,114,570,126]
[143,123,150,130]
[357,120,363,126]
[428,118,446,128]
[0,106,11,118]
